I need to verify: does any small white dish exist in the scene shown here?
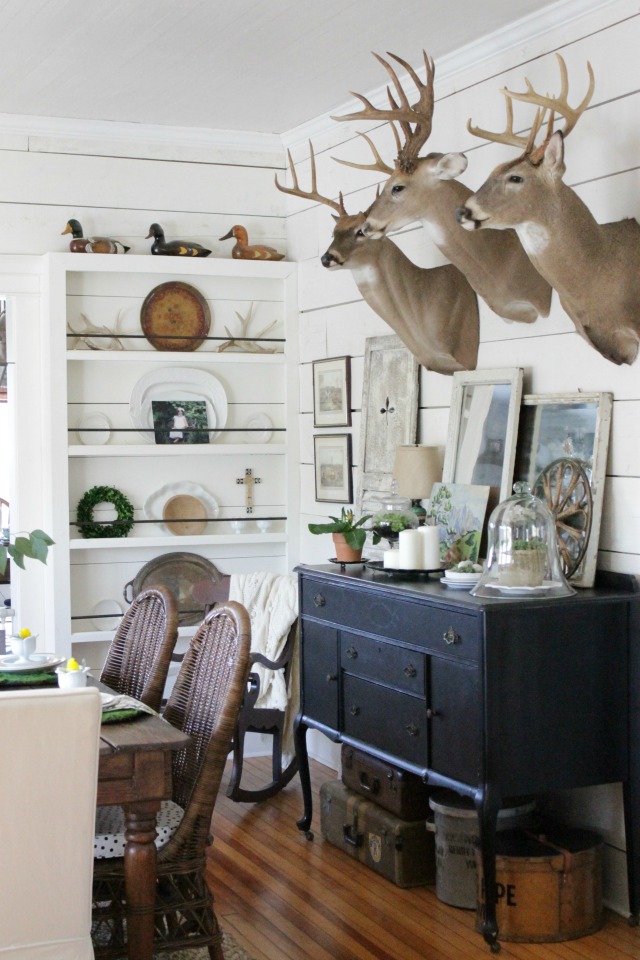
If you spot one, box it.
[78,412,111,445]
[230,519,247,534]
[9,634,37,662]
[444,570,482,583]
[242,412,273,444]
[440,577,476,590]
[256,519,272,533]
[91,599,124,631]
[56,665,90,689]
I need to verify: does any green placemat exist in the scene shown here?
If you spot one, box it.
[101,708,146,724]
[0,671,58,687]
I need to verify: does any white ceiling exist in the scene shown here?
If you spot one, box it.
[0,0,578,138]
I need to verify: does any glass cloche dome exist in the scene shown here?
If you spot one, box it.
[370,480,420,545]
[471,481,575,598]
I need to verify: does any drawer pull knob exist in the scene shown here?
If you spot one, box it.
[404,663,417,678]
[326,673,337,683]
[426,708,440,720]
[405,723,419,737]
[443,626,461,645]
[313,593,326,607]
[350,704,360,717]
[346,646,358,659]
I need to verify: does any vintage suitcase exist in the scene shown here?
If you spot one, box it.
[320,779,435,887]
[476,822,604,942]
[341,743,431,821]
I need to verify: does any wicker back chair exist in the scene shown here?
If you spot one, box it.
[92,601,251,960]
[100,585,178,711]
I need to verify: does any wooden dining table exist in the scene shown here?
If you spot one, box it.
[97,699,190,960]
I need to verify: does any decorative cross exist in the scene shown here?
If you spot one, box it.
[380,396,395,422]
[236,467,262,514]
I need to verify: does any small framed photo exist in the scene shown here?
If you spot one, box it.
[313,356,351,427]
[151,399,210,445]
[314,434,353,503]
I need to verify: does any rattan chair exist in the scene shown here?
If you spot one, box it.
[92,600,251,960]
[100,584,178,711]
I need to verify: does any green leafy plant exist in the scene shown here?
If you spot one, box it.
[511,537,546,551]
[308,508,377,551]
[0,528,54,574]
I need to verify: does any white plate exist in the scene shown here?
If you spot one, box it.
[129,368,227,443]
[440,577,476,590]
[0,653,66,674]
[144,481,219,534]
[100,693,117,707]
[243,412,273,443]
[78,412,111,445]
[484,581,555,597]
[92,599,124,631]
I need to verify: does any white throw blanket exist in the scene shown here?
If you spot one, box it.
[229,571,299,759]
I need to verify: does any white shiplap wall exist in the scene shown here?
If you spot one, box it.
[286,0,640,914]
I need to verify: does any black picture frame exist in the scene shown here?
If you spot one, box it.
[312,356,351,428]
[314,434,353,504]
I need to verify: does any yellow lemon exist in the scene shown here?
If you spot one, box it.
[66,657,80,671]
[18,628,31,639]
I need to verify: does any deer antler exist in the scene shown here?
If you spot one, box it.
[467,53,595,162]
[275,141,347,216]
[333,50,435,173]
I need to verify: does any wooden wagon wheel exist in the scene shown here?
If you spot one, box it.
[532,458,593,580]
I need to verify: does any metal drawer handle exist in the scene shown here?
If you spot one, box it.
[326,673,337,683]
[405,723,419,737]
[346,646,358,659]
[349,704,360,717]
[443,626,461,645]
[426,708,440,720]
[313,593,326,607]
[359,773,380,795]
[403,663,417,678]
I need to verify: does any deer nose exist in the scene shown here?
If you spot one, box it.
[455,206,472,224]
[321,252,337,268]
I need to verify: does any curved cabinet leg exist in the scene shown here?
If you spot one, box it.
[476,786,501,953]
[294,715,314,839]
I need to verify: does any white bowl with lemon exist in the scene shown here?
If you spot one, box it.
[56,656,91,688]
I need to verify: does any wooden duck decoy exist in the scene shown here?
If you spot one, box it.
[219,225,284,260]
[62,219,130,254]
[146,223,211,257]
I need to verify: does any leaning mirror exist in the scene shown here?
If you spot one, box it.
[442,368,523,518]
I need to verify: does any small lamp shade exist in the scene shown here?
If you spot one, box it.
[393,445,442,500]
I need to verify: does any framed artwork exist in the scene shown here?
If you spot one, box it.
[443,367,523,519]
[314,434,353,504]
[514,392,612,588]
[425,482,491,565]
[151,399,209,444]
[357,335,419,516]
[313,356,351,427]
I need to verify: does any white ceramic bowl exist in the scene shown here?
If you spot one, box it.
[444,570,482,583]
[9,634,37,662]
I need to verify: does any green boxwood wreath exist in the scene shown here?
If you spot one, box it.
[76,485,135,539]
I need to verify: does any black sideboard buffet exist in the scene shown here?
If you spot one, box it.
[294,563,640,951]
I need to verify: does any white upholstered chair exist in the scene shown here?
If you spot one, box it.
[0,687,102,960]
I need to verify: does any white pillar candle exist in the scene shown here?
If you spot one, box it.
[419,525,441,569]
[398,529,423,569]
[383,549,399,569]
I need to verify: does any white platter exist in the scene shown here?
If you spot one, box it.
[92,599,124,631]
[78,412,111,445]
[243,412,273,443]
[440,578,476,590]
[484,581,555,597]
[129,367,227,443]
[143,481,219,535]
[0,653,66,674]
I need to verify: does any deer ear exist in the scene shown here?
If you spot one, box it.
[435,153,468,180]
[543,131,566,178]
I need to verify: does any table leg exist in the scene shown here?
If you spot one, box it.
[476,786,501,953]
[294,716,313,838]
[123,800,160,960]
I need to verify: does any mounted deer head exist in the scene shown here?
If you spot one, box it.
[332,51,552,325]
[457,54,640,366]
[275,143,479,374]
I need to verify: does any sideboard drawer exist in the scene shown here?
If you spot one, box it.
[343,675,428,767]
[301,577,480,661]
[340,631,425,695]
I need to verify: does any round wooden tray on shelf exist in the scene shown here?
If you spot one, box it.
[140,281,211,351]
[162,494,208,536]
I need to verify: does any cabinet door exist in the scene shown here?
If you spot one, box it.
[429,658,482,784]
[300,619,339,731]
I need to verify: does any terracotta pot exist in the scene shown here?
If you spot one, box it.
[332,533,363,563]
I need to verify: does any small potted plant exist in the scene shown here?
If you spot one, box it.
[498,537,547,587]
[308,508,378,562]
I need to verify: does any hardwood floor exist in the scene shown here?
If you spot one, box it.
[207,757,639,960]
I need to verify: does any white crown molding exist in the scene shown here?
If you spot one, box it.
[0,112,283,154]
[281,0,626,150]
